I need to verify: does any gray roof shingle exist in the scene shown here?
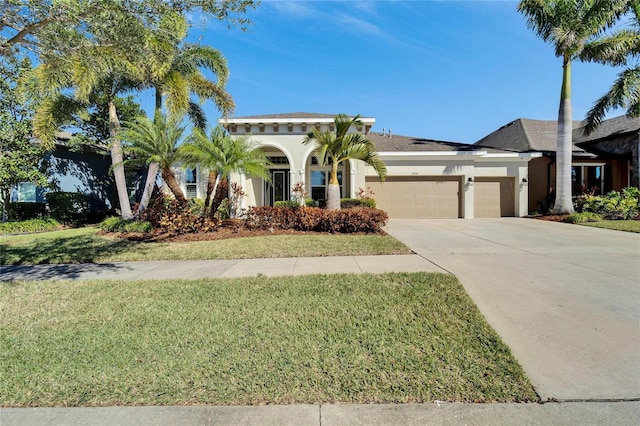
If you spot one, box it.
[368,132,509,153]
[476,118,588,154]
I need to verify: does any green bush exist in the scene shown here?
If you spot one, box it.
[564,212,602,224]
[0,218,60,235]
[6,202,47,221]
[576,187,639,220]
[100,217,154,233]
[341,198,376,209]
[274,200,300,208]
[46,192,90,225]
[188,198,205,216]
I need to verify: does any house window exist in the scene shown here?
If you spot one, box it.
[311,170,342,200]
[267,156,289,165]
[17,182,37,202]
[185,168,198,198]
[572,164,605,195]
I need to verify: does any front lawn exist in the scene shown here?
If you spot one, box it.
[0,272,537,406]
[579,220,640,233]
[0,227,411,265]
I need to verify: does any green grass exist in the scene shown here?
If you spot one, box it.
[578,220,640,233]
[1,227,411,265]
[0,273,537,406]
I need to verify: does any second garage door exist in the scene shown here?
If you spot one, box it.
[366,176,461,218]
[474,177,515,217]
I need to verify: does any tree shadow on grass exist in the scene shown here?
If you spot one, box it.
[1,234,149,266]
[0,262,126,281]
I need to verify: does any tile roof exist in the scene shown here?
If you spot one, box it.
[368,132,509,153]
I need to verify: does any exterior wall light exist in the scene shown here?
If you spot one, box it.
[522,178,528,183]
[467,177,474,183]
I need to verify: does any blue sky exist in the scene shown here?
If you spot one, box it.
[172,0,628,143]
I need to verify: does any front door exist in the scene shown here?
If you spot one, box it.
[265,170,289,206]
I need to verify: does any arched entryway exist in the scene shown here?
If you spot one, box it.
[259,146,294,206]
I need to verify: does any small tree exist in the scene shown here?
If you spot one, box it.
[303,114,386,210]
[121,112,188,206]
[0,56,48,219]
[181,126,270,218]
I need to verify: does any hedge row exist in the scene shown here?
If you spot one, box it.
[245,206,388,233]
[0,218,60,235]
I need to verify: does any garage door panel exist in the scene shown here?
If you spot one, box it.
[366,176,461,219]
[474,177,515,218]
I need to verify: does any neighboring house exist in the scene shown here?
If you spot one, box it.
[476,115,638,213]
[209,112,540,219]
[10,132,114,212]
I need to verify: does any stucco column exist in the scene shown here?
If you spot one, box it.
[289,169,295,200]
[517,165,529,217]
[463,175,474,219]
[350,166,356,199]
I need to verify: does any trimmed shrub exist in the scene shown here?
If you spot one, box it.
[274,200,301,209]
[246,206,388,233]
[341,198,376,209]
[6,202,47,221]
[564,212,602,224]
[100,217,154,233]
[188,198,205,216]
[0,218,60,235]
[46,192,90,225]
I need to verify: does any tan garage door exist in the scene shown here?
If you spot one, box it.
[474,177,515,218]
[366,176,461,218]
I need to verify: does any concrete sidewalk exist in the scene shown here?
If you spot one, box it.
[0,254,446,281]
[2,401,639,426]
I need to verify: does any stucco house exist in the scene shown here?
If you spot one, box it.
[476,115,639,213]
[183,112,540,219]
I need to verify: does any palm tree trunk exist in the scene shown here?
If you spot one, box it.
[326,161,341,210]
[554,56,575,214]
[136,162,159,215]
[202,170,218,217]
[108,100,133,219]
[161,167,188,206]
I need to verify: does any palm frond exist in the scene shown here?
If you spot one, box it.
[584,65,640,134]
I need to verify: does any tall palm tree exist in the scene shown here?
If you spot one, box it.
[30,64,143,220]
[303,114,386,210]
[180,126,270,218]
[121,112,188,205]
[27,9,185,219]
[134,30,235,214]
[518,0,629,214]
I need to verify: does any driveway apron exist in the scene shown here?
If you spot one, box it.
[386,218,640,402]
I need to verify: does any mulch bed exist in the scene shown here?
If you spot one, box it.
[102,225,385,243]
[528,214,568,222]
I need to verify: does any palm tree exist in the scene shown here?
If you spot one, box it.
[180,126,270,218]
[303,114,386,210]
[27,10,185,219]
[121,112,188,206]
[583,3,640,134]
[518,0,629,214]
[133,36,235,214]
[30,65,142,219]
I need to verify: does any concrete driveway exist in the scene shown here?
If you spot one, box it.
[386,218,640,402]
